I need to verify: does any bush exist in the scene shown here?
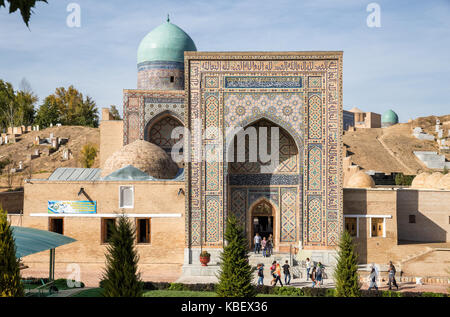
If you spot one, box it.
[101,215,143,297]
[334,231,361,297]
[382,290,402,297]
[395,173,415,186]
[421,292,446,297]
[0,208,24,297]
[216,215,256,297]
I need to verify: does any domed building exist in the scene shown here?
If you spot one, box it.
[137,17,197,90]
[102,140,179,179]
[346,171,375,188]
[381,109,399,128]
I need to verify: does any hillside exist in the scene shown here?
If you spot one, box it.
[0,126,99,191]
[344,114,450,175]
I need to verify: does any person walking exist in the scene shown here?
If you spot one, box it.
[305,258,311,281]
[273,263,283,287]
[388,261,399,290]
[316,262,323,287]
[310,266,317,288]
[257,263,264,286]
[282,260,291,285]
[254,233,261,254]
[270,261,277,286]
[368,265,378,290]
[261,237,267,257]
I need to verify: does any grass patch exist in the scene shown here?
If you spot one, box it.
[144,290,217,297]
[71,288,104,297]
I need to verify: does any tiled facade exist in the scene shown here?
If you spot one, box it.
[184,52,344,256]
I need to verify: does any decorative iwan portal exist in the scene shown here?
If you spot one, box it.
[184,52,343,261]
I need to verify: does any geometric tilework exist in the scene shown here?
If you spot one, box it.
[229,119,298,174]
[230,188,246,226]
[308,76,322,88]
[308,144,322,191]
[280,188,297,242]
[206,196,220,242]
[307,196,322,243]
[224,92,303,149]
[148,115,183,150]
[308,93,322,139]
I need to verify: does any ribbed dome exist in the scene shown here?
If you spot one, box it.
[382,110,399,124]
[346,171,375,188]
[102,140,179,179]
[137,19,197,65]
[411,172,430,188]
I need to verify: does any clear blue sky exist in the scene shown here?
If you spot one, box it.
[1,0,449,122]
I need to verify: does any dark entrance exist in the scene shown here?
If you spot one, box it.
[251,200,274,247]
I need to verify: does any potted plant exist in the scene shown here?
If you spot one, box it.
[199,250,211,266]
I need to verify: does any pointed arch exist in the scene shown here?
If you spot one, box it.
[144,111,184,151]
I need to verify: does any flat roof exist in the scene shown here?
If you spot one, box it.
[48,168,101,181]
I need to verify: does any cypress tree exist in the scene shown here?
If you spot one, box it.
[102,215,143,297]
[0,208,24,297]
[216,214,256,297]
[333,230,361,297]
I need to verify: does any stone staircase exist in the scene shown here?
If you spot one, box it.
[414,151,450,169]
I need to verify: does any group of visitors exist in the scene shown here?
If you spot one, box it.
[254,233,274,257]
[368,261,399,291]
[256,260,291,286]
[305,258,325,288]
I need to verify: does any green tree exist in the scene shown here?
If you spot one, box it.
[395,173,415,186]
[35,86,99,128]
[79,143,98,168]
[216,214,256,297]
[0,79,15,130]
[0,208,24,297]
[333,230,361,297]
[0,0,47,27]
[102,215,143,297]
[109,105,122,120]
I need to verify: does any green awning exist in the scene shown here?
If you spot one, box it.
[11,226,76,258]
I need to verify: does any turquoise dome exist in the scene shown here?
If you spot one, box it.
[137,19,197,65]
[382,109,399,124]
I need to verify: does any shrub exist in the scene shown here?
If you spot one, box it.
[79,143,98,168]
[382,290,402,297]
[0,208,24,297]
[101,215,143,297]
[421,292,446,297]
[395,173,415,186]
[168,283,186,291]
[334,231,361,297]
[216,215,256,297]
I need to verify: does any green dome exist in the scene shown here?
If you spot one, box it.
[382,109,399,124]
[137,20,197,64]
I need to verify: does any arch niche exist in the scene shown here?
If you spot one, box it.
[145,112,184,166]
[227,118,301,252]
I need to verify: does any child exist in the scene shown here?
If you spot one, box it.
[257,263,264,286]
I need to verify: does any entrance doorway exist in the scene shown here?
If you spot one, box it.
[250,200,274,247]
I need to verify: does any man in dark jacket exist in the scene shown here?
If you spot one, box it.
[282,260,291,285]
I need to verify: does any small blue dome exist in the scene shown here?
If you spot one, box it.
[382,109,399,124]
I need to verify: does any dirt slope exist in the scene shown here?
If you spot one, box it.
[344,114,450,175]
[0,126,99,190]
